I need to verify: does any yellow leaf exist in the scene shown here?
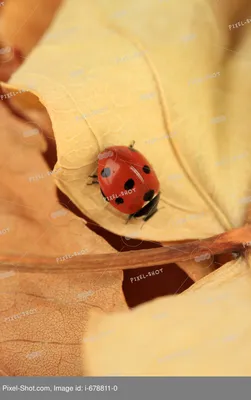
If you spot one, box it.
[84,256,251,376]
[5,0,250,245]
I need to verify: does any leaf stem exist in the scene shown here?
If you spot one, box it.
[0,225,250,273]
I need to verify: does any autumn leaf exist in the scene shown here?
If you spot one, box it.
[3,0,251,281]
[84,254,251,376]
[80,0,251,375]
[0,0,63,58]
[0,98,127,377]
[1,0,251,376]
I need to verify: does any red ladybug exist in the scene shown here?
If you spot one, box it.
[89,142,160,222]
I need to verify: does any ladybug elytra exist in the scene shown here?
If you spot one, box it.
[89,142,160,222]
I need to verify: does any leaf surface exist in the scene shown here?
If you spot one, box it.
[0,100,126,376]
[84,255,251,376]
[6,0,251,244]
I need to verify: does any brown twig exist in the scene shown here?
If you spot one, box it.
[0,225,250,273]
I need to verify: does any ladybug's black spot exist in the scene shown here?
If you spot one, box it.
[124,179,135,190]
[142,165,150,174]
[115,197,124,205]
[100,189,108,201]
[143,190,155,202]
[101,167,111,178]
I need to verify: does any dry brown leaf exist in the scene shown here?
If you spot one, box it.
[0,100,127,376]
[0,0,63,57]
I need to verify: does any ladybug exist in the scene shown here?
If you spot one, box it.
[88,141,160,222]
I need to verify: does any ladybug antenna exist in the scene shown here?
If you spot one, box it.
[129,140,135,149]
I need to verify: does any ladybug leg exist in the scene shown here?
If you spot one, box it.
[87,171,99,185]
[129,140,135,149]
[125,214,135,224]
[143,208,158,222]
[87,180,99,185]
